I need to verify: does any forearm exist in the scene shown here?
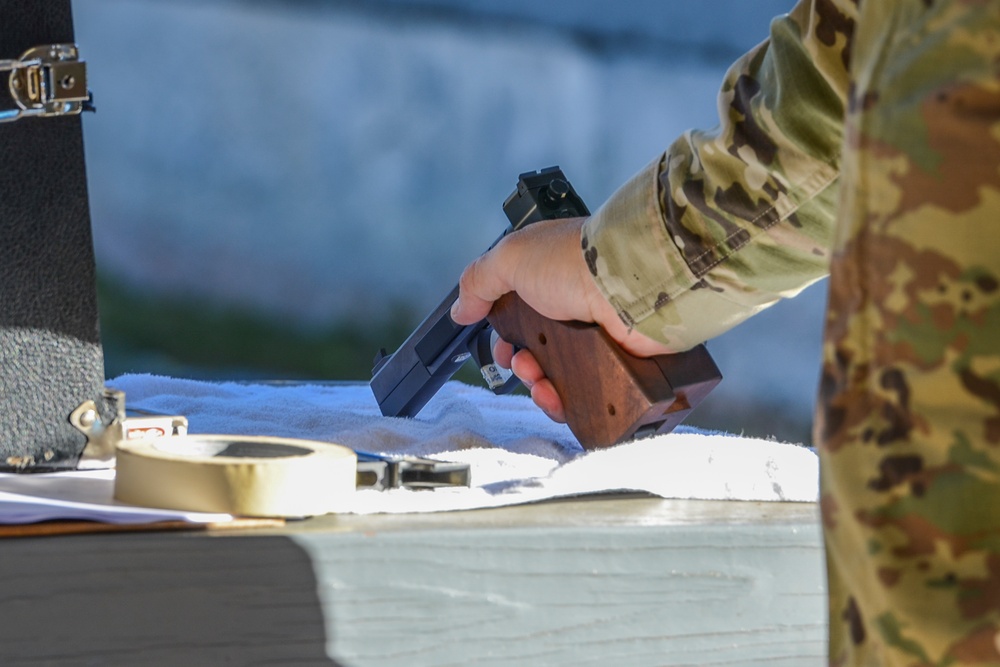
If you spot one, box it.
[583,0,855,350]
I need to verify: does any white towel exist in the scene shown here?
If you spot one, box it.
[113,375,819,509]
[0,375,818,523]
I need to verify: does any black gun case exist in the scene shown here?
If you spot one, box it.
[0,0,115,471]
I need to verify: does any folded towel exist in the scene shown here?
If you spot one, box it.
[112,375,818,511]
[0,375,818,524]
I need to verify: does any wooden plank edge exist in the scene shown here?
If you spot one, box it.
[0,517,286,538]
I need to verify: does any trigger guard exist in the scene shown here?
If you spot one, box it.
[469,328,520,394]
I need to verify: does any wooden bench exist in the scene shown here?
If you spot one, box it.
[0,495,825,666]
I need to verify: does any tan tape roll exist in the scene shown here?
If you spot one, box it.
[114,435,357,518]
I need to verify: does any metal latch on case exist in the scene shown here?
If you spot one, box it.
[0,43,93,123]
[70,392,191,469]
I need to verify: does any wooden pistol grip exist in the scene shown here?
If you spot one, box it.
[487,293,722,450]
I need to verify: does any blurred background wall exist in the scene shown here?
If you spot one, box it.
[74,0,826,443]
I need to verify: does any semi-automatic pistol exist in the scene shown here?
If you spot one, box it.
[371,167,722,449]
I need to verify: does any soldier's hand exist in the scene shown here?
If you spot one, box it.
[450,216,672,422]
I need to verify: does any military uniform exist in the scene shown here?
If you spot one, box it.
[582,0,1000,664]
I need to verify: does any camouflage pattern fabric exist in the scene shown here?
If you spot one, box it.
[581,0,850,352]
[582,0,1000,664]
[821,2,1000,665]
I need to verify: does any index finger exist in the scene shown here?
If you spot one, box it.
[450,249,512,325]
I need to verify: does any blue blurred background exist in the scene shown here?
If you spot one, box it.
[74,0,825,443]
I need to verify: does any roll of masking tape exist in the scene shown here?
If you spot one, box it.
[115,435,357,518]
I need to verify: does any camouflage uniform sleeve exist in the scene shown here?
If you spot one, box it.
[581,0,857,350]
